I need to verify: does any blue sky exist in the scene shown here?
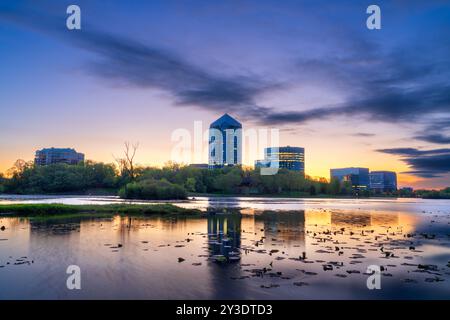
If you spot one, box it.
[1,0,450,188]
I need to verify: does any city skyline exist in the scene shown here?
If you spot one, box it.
[1,1,450,188]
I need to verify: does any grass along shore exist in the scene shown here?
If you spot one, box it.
[0,203,202,217]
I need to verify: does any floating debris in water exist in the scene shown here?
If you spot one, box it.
[404,278,418,283]
[231,276,250,280]
[293,282,309,286]
[346,270,361,274]
[323,264,333,271]
[425,277,445,283]
[418,264,438,271]
[260,284,279,289]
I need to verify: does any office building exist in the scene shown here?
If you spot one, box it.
[208,114,242,168]
[330,167,370,190]
[255,146,305,174]
[370,171,397,193]
[34,148,84,166]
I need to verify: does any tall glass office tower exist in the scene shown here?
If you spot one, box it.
[208,114,242,168]
[255,146,305,174]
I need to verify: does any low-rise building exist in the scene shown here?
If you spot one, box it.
[330,167,370,190]
[370,171,397,193]
[34,148,84,166]
[189,163,209,169]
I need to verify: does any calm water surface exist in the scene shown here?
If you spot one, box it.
[0,196,449,299]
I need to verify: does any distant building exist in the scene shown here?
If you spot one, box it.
[255,146,305,174]
[330,167,370,190]
[370,171,397,193]
[189,163,209,169]
[254,159,270,169]
[34,148,84,166]
[208,114,242,169]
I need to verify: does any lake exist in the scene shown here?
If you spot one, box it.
[0,195,449,299]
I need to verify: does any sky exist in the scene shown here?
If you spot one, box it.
[0,0,449,188]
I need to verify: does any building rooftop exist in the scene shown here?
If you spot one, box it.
[37,148,78,153]
[210,113,242,129]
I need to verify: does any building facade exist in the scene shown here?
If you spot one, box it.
[255,146,305,174]
[34,148,85,166]
[208,114,242,168]
[369,171,397,193]
[330,167,370,190]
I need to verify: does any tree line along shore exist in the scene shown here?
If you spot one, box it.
[0,159,449,200]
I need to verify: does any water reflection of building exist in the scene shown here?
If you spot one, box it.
[29,218,81,235]
[256,211,305,246]
[331,212,371,226]
[207,214,241,262]
[305,210,416,234]
[27,217,82,259]
[330,211,399,227]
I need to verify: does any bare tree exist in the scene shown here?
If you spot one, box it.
[125,141,139,179]
[113,142,139,180]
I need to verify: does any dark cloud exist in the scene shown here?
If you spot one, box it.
[377,147,450,178]
[414,118,450,144]
[0,4,277,117]
[415,133,450,144]
[402,171,442,178]
[83,41,273,112]
[403,154,450,178]
[376,148,450,156]
[260,43,450,125]
[352,133,375,137]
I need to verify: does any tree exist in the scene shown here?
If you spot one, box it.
[6,159,30,178]
[118,179,187,200]
[0,173,5,193]
[213,168,242,193]
[185,177,196,192]
[114,141,139,181]
[329,178,341,194]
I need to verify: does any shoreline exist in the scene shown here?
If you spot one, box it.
[0,203,202,217]
[0,192,420,200]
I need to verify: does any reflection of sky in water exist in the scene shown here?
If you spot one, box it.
[0,198,449,299]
